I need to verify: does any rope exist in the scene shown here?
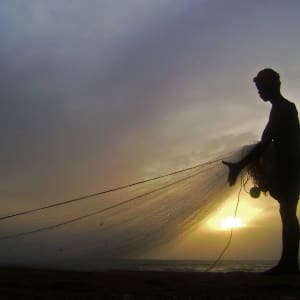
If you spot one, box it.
[206,174,244,272]
[0,156,225,221]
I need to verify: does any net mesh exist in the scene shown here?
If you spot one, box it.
[0,147,248,267]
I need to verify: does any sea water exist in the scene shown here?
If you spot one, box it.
[85,260,276,273]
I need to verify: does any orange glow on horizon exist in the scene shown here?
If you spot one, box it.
[204,196,263,232]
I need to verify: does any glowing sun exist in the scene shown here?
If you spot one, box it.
[220,216,241,230]
[204,196,263,232]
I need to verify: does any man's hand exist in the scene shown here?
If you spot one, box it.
[222,161,242,186]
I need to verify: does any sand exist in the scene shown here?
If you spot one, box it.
[1,268,300,299]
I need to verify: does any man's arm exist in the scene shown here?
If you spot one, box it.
[223,120,274,186]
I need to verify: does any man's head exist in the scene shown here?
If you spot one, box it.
[253,68,281,102]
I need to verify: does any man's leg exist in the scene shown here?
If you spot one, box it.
[278,197,299,272]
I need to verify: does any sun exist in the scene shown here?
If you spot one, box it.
[204,196,263,232]
[220,216,241,230]
[205,213,243,231]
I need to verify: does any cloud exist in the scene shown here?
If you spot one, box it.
[1,0,300,264]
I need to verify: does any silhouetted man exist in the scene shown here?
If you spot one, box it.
[223,68,300,274]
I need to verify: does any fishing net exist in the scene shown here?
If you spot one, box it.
[0,147,249,267]
[246,143,280,193]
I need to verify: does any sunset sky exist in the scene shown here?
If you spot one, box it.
[1,0,300,266]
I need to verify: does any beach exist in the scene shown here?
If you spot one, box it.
[1,268,300,299]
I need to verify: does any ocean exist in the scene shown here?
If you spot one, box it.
[86,260,276,273]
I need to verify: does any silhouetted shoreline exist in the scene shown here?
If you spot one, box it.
[1,267,300,299]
